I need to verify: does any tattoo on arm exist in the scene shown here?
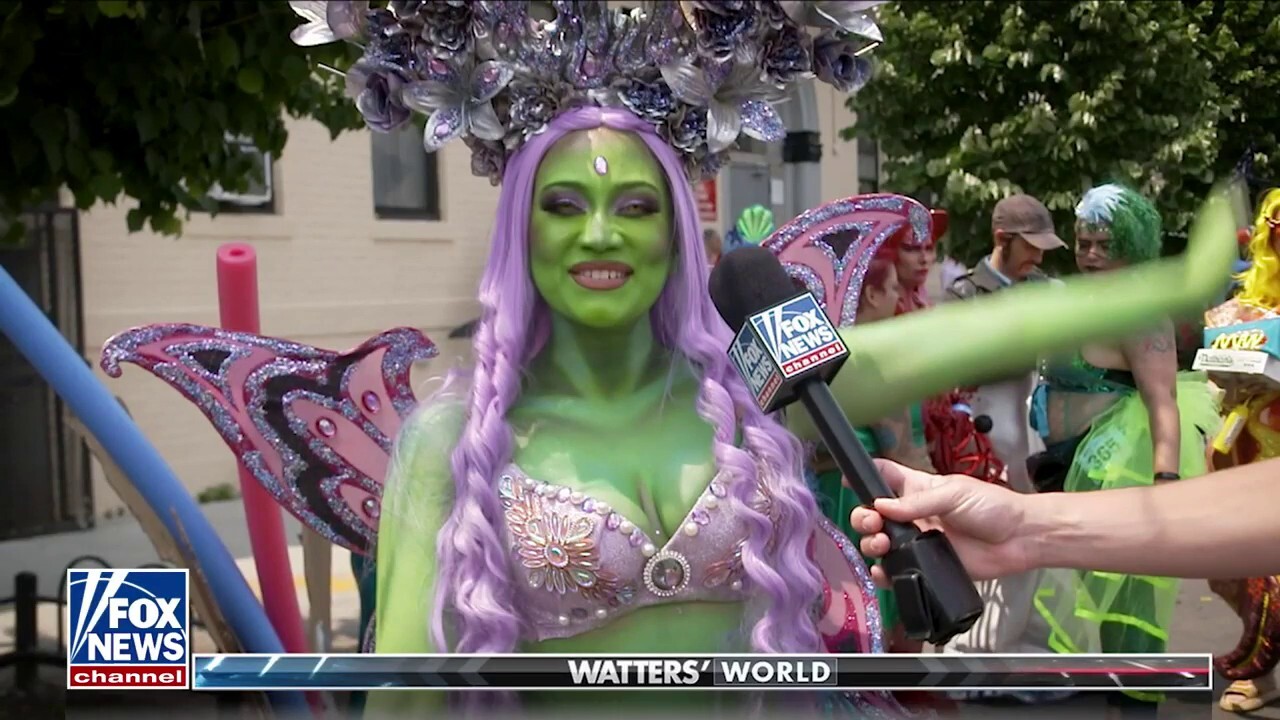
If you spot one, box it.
[1140,331,1175,354]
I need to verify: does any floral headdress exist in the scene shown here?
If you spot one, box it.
[288,1,886,184]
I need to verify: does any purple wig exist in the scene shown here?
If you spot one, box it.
[425,106,824,656]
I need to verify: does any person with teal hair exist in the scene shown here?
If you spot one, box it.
[1030,183,1223,716]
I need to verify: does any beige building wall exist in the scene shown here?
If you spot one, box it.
[77,83,873,519]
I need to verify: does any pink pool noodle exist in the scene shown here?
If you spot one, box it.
[215,243,309,658]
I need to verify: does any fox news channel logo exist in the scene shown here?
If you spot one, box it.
[67,568,190,690]
[748,293,846,378]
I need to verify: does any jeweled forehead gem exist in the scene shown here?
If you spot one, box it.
[593,155,608,175]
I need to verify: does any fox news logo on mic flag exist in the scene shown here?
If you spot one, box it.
[729,292,848,413]
[748,294,845,377]
[67,568,190,690]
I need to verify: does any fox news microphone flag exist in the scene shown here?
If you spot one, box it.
[708,252,849,414]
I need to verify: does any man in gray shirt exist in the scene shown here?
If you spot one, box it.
[948,193,1065,300]
[940,194,1067,694]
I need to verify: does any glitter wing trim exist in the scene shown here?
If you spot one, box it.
[100,324,438,555]
[762,193,933,328]
[813,515,884,653]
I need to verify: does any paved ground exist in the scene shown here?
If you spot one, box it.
[1,500,1274,719]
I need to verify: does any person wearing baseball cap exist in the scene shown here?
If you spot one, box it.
[937,192,1067,684]
[948,193,1066,299]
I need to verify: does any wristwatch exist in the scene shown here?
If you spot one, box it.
[1153,472,1180,481]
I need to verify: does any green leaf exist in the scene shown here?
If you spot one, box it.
[281,54,309,85]
[90,173,123,201]
[66,146,90,179]
[149,212,182,236]
[90,150,113,173]
[237,67,264,95]
[72,185,97,210]
[97,1,129,18]
[136,111,158,143]
[211,32,240,70]
[125,208,146,233]
[177,103,201,134]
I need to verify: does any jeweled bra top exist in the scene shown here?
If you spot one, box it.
[498,464,752,642]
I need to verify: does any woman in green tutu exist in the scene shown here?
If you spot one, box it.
[1030,184,1223,715]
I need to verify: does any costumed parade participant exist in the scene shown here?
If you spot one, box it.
[1202,187,1280,714]
[1030,184,1222,715]
[84,2,1245,718]
[879,208,1004,485]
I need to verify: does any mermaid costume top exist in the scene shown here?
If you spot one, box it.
[497,464,754,642]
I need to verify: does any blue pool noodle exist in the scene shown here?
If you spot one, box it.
[0,266,306,714]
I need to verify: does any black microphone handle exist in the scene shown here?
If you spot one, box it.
[794,377,920,547]
[793,376,985,644]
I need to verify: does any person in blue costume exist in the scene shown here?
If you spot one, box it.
[1029,184,1222,717]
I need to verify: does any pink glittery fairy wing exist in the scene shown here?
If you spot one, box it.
[812,516,885,654]
[761,193,934,327]
[100,324,438,555]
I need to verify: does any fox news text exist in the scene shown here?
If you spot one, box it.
[191,653,1212,692]
[67,568,190,690]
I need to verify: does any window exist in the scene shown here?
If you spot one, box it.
[371,126,441,220]
[207,135,275,214]
[857,136,880,194]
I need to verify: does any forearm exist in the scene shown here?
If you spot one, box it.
[1027,456,1280,578]
[1148,402,1181,476]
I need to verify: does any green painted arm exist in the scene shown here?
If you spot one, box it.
[789,186,1242,436]
[364,401,463,714]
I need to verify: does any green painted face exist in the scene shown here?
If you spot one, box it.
[529,128,674,329]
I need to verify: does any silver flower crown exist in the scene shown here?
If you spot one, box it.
[288,1,885,183]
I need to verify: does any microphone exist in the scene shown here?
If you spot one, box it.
[709,246,983,645]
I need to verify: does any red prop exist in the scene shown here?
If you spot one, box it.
[923,391,1006,485]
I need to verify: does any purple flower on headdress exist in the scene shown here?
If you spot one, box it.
[504,79,564,143]
[403,58,514,151]
[367,25,415,68]
[346,59,413,133]
[663,105,709,153]
[659,58,787,153]
[681,1,759,63]
[762,25,814,85]
[619,77,677,124]
[759,0,793,30]
[420,0,474,56]
[288,1,370,46]
[812,31,874,93]
[464,136,507,186]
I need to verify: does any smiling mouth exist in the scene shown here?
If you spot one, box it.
[569,261,633,290]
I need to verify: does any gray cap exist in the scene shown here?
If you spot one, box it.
[992,194,1065,250]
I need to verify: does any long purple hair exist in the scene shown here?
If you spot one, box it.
[423,106,824,655]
